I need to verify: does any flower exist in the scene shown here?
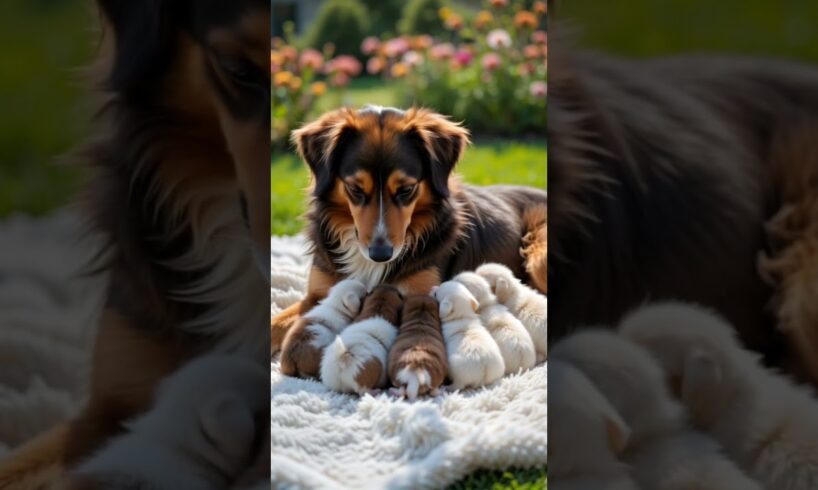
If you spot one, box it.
[474,10,494,29]
[299,49,323,71]
[325,55,362,76]
[524,44,541,59]
[271,37,284,49]
[481,53,501,71]
[330,72,350,87]
[366,56,386,75]
[273,71,293,87]
[533,1,547,15]
[438,6,453,20]
[429,42,455,60]
[489,0,509,7]
[403,51,423,66]
[532,30,547,45]
[445,14,464,30]
[288,76,303,92]
[384,37,410,57]
[361,36,381,55]
[391,62,410,78]
[487,29,512,49]
[514,11,538,29]
[517,63,535,76]
[270,51,286,72]
[530,81,547,98]
[281,45,298,62]
[412,35,434,50]
[310,81,327,97]
[453,49,474,67]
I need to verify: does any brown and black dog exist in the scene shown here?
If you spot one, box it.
[0,0,270,487]
[272,106,548,355]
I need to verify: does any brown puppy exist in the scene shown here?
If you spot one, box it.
[388,295,448,399]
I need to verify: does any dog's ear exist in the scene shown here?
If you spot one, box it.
[439,298,453,319]
[463,289,480,312]
[96,0,178,95]
[681,348,723,423]
[403,108,470,198]
[292,109,357,197]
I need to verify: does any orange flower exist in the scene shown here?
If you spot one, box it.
[281,46,298,62]
[489,0,509,8]
[270,51,286,67]
[524,44,541,59]
[412,35,434,50]
[273,71,293,87]
[391,62,410,78]
[514,11,538,29]
[288,76,303,92]
[533,1,547,15]
[310,81,327,97]
[474,10,494,29]
[445,14,464,30]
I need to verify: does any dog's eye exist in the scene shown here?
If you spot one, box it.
[219,57,266,89]
[396,185,416,202]
[345,185,366,203]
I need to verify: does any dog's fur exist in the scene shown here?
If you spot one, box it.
[0,1,271,486]
[433,281,505,389]
[271,106,547,353]
[388,295,448,399]
[548,39,818,381]
[551,329,759,490]
[476,263,547,362]
[61,355,268,490]
[453,272,536,374]
[279,279,367,378]
[621,302,818,490]
[321,285,403,394]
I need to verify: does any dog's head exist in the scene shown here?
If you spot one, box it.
[293,107,470,263]
[95,0,270,253]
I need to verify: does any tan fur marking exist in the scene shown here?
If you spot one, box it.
[354,357,385,391]
[521,204,548,294]
[396,268,441,296]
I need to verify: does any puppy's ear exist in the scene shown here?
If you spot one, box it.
[495,278,511,299]
[403,108,470,198]
[603,409,631,454]
[96,0,178,95]
[429,285,439,296]
[439,298,453,319]
[292,109,357,197]
[681,348,722,423]
[463,290,479,312]
[342,291,363,315]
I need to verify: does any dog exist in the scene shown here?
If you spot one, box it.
[548,36,818,382]
[388,295,448,399]
[551,329,759,490]
[321,285,403,395]
[548,359,639,490]
[620,302,818,490]
[476,263,547,362]
[60,355,268,490]
[279,279,367,378]
[0,1,270,486]
[433,281,505,390]
[453,271,536,374]
[270,106,547,354]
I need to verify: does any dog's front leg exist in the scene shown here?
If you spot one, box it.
[394,268,441,296]
[271,266,337,354]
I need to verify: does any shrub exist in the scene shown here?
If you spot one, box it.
[303,0,370,59]
[360,0,404,38]
[399,0,447,37]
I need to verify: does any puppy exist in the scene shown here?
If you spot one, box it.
[321,285,403,395]
[433,281,505,390]
[549,359,639,490]
[476,263,547,362]
[453,272,536,374]
[388,295,448,399]
[63,355,268,490]
[280,279,367,378]
[620,302,818,490]
[551,330,760,490]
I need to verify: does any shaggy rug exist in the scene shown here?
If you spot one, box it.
[270,236,548,490]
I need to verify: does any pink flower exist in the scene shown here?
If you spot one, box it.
[530,81,547,98]
[429,43,455,60]
[532,30,547,45]
[384,37,410,58]
[366,57,386,75]
[299,49,324,71]
[403,51,423,66]
[453,49,474,67]
[325,55,362,77]
[361,36,381,55]
[330,72,350,87]
[524,44,541,60]
[487,29,512,50]
[481,53,501,71]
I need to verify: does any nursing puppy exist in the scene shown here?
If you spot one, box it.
[321,285,403,395]
[621,302,818,490]
[549,359,639,490]
[453,272,536,374]
[62,356,268,489]
[476,263,547,362]
[388,295,448,399]
[433,281,504,389]
[551,330,759,490]
[280,279,367,378]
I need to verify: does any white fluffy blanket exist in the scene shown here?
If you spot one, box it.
[270,236,548,490]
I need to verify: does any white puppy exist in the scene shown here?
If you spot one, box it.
[475,263,547,362]
[621,302,818,490]
[433,281,505,389]
[321,285,402,395]
[67,355,268,489]
[549,359,639,490]
[453,271,536,374]
[551,329,760,490]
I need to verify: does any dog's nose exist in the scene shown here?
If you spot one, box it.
[368,237,393,262]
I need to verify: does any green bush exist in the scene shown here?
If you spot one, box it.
[303,0,370,58]
[399,0,447,37]
[360,0,404,38]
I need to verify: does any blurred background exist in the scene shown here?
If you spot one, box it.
[270,0,549,236]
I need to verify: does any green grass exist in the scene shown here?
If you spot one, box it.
[271,138,547,235]
[447,467,546,490]
[314,76,402,113]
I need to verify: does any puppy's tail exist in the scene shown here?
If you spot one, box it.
[396,367,430,400]
[521,204,547,294]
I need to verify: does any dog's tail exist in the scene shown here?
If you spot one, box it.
[396,367,430,400]
[521,204,547,294]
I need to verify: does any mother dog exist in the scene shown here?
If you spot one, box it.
[271,106,548,355]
